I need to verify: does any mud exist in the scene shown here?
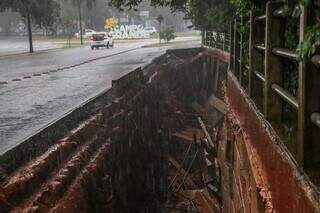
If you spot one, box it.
[224,72,320,213]
[0,48,226,213]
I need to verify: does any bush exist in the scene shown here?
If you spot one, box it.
[160,27,175,43]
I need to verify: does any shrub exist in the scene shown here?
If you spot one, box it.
[160,27,175,43]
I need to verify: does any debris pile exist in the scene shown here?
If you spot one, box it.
[0,48,227,213]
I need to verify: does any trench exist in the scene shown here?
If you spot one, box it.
[0,48,227,213]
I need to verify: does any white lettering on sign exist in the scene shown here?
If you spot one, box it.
[109,25,150,39]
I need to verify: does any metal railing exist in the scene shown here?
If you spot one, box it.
[228,1,320,168]
[202,31,231,52]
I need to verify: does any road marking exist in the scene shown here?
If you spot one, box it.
[0,47,141,87]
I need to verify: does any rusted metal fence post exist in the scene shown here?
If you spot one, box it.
[264,1,285,122]
[233,20,240,78]
[249,11,266,111]
[248,13,253,95]
[230,22,235,71]
[301,7,320,168]
[214,60,220,93]
[297,5,307,167]
[223,32,226,51]
[210,56,216,93]
[239,17,244,85]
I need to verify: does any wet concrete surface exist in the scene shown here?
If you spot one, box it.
[0,39,200,154]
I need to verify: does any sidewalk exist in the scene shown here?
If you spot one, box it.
[0,37,63,57]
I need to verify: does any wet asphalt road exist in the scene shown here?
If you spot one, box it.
[0,39,200,154]
[0,40,152,81]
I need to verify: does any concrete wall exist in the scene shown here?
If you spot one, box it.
[219,71,320,213]
[0,88,114,175]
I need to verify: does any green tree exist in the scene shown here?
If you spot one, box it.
[0,0,60,53]
[33,0,60,35]
[110,0,235,32]
[0,10,20,35]
[188,0,235,32]
[160,27,175,43]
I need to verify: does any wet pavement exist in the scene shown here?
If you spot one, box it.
[0,39,200,154]
[0,41,151,81]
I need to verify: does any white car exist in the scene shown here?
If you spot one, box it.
[144,27,157,35]
[75,29,96,38]
[90,32,114,50]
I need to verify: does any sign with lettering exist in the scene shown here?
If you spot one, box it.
[109,25,151,39]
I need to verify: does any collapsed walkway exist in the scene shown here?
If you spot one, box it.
[0,48,227,213]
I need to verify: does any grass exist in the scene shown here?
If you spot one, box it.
[33,36,90,49]
[175,31,201,37]
[141,39,200,48]
[62,43,85,49]
[149,31,201,39]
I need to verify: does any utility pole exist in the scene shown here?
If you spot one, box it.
[77,0,83,45]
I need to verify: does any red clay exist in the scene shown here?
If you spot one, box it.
[225,72,320,213]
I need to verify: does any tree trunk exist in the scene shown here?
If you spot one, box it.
[27,12,34,53]
[159,22,161,44]
[77,0,83,45]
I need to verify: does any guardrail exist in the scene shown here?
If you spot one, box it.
[228,1,320,168]
[202,31,231,52]
[111,67,143,88]
[203,2,320,168]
